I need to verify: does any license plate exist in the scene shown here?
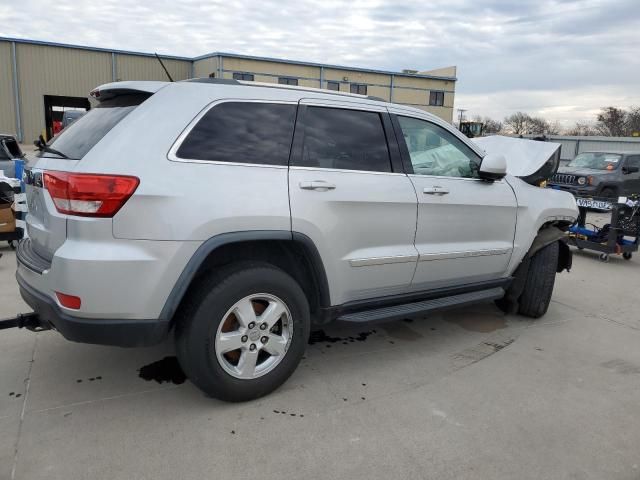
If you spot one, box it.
[576,198,612,210]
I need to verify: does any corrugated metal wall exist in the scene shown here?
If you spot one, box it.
[523,135,640,161]
[193,57,218,78]
[1,40,193,143]
[0,38,458,144]
[577,139,640,155]
[0,42,16,137]
[16,43,112,143]
[115,55,191,82]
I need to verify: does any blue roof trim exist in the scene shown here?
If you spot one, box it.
[0,36,192,61]
[0,36,457,82]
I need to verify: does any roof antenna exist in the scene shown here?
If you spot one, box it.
[155,53,174,82]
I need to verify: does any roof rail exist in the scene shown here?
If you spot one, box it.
[181,77,390,103]
[182,78,241,85]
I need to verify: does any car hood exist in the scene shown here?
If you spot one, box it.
[557,166,613,176]
[471,135,561,177]
[471,135,561,185]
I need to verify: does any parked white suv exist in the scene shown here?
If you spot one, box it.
[16,79,578,401]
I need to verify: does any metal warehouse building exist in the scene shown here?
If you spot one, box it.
[0,37,457,144]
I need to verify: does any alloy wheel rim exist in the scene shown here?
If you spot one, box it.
[214,293,293,380]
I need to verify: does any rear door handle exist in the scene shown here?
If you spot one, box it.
[423,186,449,195]
[299,181,336,191]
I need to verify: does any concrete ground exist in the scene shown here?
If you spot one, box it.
[1,237,640,479]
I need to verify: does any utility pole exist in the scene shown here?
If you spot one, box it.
[457,109,467,128]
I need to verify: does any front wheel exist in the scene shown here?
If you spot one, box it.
[175,263,310,402]
[518,241,559,318]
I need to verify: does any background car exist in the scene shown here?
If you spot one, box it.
[548,151,640,198]
[0,134,25,179]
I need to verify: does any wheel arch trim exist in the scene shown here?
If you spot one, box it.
[159,230,331,322]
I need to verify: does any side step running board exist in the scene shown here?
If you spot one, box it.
[337,287,505,323]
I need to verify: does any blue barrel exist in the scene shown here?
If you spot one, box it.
[13,158,25,190]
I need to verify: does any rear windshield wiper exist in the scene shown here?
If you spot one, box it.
[34,135,70,159]
[40,145,70,159]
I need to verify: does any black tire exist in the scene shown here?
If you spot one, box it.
[623,252,632,260]
[175,263,310,402]
[599,187,618,199]
[518,241,559,318]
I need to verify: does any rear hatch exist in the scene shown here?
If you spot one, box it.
[24,83,163,262]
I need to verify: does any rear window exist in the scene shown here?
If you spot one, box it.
[46,94,149,160]
[175,102,297,166]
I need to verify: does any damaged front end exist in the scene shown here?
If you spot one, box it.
[472,135,561,187]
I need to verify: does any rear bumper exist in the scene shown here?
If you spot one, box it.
[17,272,169,347]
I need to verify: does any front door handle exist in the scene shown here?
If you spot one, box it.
[299,181,336,191]
[423,186,449,195]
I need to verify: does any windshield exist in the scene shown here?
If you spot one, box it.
[568,152,622,171]
[44,93,150,160]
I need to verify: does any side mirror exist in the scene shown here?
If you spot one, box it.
[623,166,639,174]
[479,153,507,181]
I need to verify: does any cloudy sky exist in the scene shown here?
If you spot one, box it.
[2,0,638,125]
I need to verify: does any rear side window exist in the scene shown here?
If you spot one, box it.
[47,94,149,160]
[296,107,391,172]
[176,102,297,166]
[626,155,640,169]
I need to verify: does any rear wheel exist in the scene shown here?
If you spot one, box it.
[518,241,559,318]
[175,263,310,402]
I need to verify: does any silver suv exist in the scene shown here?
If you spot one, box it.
[17,79,578,401]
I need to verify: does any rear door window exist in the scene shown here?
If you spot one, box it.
[176,102,297,166]
[295,106,392,172]
[47,94,149,160]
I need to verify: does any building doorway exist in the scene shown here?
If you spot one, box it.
[43,95,91,141]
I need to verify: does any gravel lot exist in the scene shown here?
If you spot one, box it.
[1,237,640,480]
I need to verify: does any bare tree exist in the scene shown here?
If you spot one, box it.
[483,118,503,134]
[472,115,502,134]
[504,112,532,135]
[528,117,549,135]
[565,121,598,136]
[626,107,640,135]
[596,107,627,136]
[546,121,562,135]
[504,113,559,135]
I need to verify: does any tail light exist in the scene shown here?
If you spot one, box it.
[43,171,139,217]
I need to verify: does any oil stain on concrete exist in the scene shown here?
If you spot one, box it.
[381,321,423,341]
[445,311,507,333]
[139,356,187,384]
[308,329,376,345]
